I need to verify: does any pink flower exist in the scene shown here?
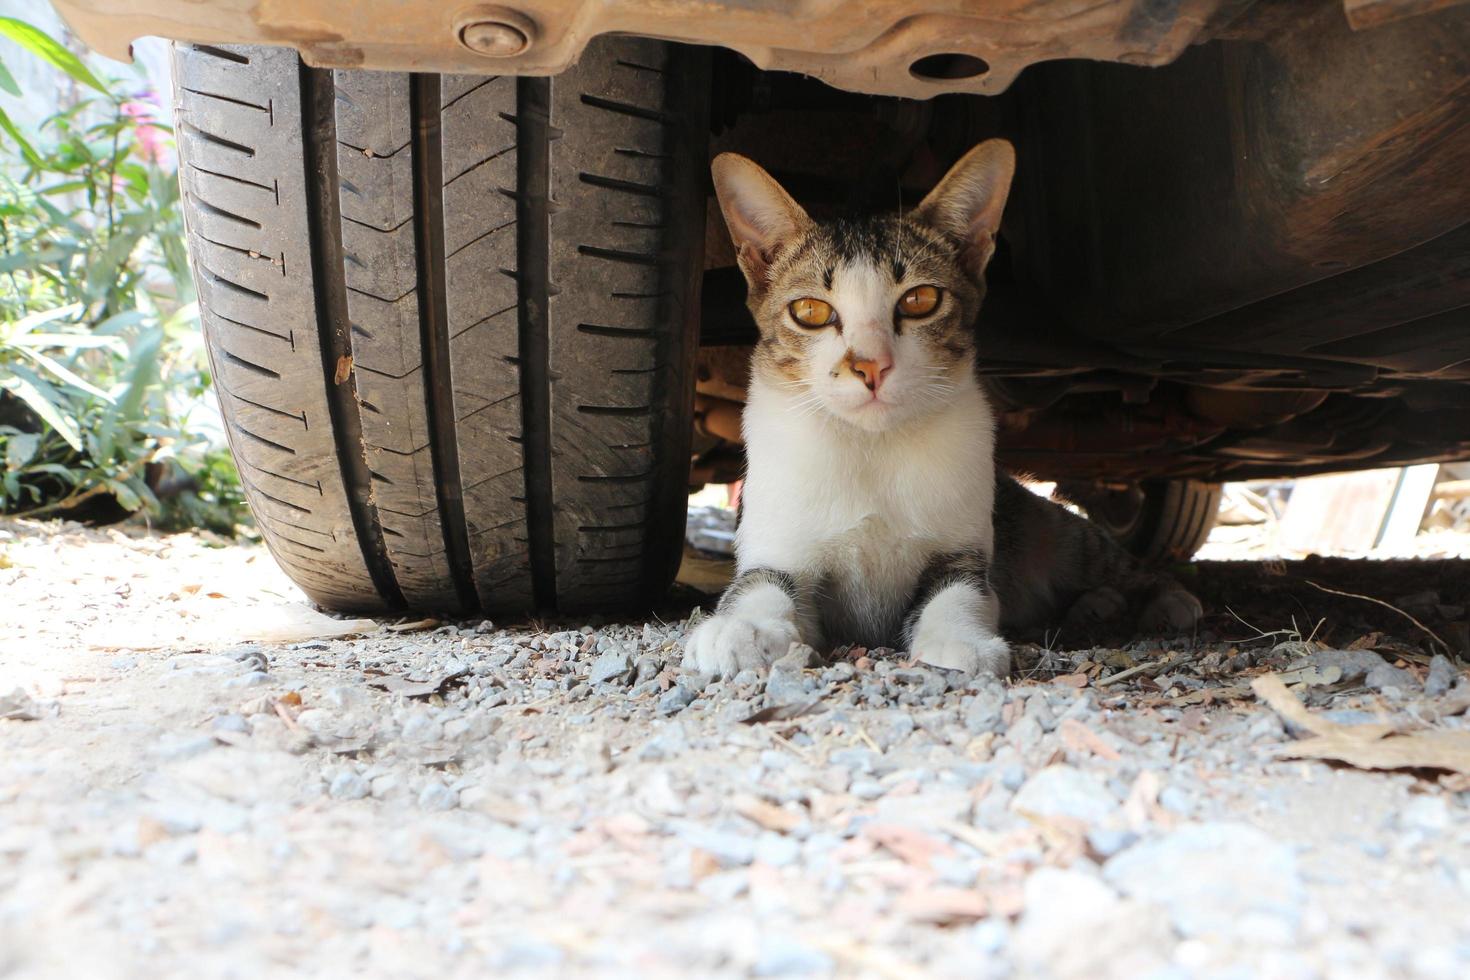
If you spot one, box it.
[122,93,169,167]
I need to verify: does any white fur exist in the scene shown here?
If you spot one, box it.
[683,581,799,676]
[907,581,1010,677]
[708,256,999,659]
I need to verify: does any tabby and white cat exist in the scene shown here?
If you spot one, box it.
[684,140,1201,679]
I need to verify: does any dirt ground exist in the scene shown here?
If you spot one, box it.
[2,516,1469,979]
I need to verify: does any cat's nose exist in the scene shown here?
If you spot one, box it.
[850,355,892,392]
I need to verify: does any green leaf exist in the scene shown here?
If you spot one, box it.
[0,17,107,93]
[0,103,42,170]
[0,373,81,451]
[4,430,40,469]
[15,346,115,401]
[0,54,20,96]
[108,478,141,512]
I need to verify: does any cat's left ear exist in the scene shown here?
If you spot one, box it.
[915,139,1015,279]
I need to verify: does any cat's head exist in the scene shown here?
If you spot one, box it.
[712,140,1014,433]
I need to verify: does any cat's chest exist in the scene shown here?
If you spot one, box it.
[736,400,996,575]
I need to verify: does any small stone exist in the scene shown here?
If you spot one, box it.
[766,644,816,705]
[633,655,660,685]
[224,671,271,688]
[1398,795,1450,833]
[1289,649,1386,683]
[867,709,916,750]
[732,669,761,689]
[1104,822,1302,940]
[329,771,371,800]
[753,833,801,868]
[850,779,886,800]
[890,667,947,699]
[658,683,696,715]
[1007,715,1044,753]
[371,773,404,798]
[753,935,834,976]
[1023,694,1058,733]
[212,713,249,734]
[1366,663,1419,694]
[417,782,459,811]
[1012,765,1119,825]
[1087,827,1139,859]
[1425,655,1458,698]
[589,647,631,685]
[964,684,1004,734]
[680,826,755,866]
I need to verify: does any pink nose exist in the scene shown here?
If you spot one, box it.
[850,355,892,392]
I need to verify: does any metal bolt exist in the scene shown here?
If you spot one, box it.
[460,19,530,57]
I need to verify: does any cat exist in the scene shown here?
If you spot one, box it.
[683,139,1202,679]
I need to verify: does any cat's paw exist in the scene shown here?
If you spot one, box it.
[911,620,1011,679]
[683,612,800,678]
[1138,587,1202,634]
[1064,586,1128,627]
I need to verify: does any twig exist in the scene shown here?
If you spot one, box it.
[1096,652,1200,688]
[1302,579,1450,656]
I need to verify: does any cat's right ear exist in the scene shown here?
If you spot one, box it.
[712,154,810,290]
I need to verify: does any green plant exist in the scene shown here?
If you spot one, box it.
[0,16,250,533]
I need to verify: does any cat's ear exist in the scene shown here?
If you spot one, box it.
[915,139,1015,278]
[712,153,811,289]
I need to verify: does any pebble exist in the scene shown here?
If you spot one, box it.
[1366,663,1419,694]
[753,833,801,868]
[417,782,458,811]
[1425,655,1458,698]
[329,770,371,800]
[753,935,834,976]
[658,683,696,715]
[589,648,631,685]
[964,684,1005,734]
[1104,822,1302,941]
[1398,795,1450,834]
[1012,765,1120,824]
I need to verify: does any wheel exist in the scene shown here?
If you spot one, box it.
[173,40,709,615]
[1064,479,1222,563]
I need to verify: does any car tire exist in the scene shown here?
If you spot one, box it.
[1067,479,1222,563]
[173,39,710,614]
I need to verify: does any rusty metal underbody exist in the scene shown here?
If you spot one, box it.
[58,0,1254,98]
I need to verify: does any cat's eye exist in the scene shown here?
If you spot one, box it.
[897,285,941,318]
[789,297,836,328]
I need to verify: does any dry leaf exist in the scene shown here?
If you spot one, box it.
[895,887,988,924]
[1057,719,1121,761]
[334,354,353,384]
[1253,672,1470,776]
[384,618,440,633]
[367,668,468,698]
[1051,672,1090,689]
[734,795,804,833]
[1250,674,1395,740]
[741,701,825,725]
[1281,730,1470,775]
[863,823,956,868]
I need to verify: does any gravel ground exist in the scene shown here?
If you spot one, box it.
[3,517,1470,979]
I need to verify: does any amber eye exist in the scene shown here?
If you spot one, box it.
[897,285,941,318]
[789,297,836,328]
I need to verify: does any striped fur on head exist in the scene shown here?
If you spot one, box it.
[712,141,1015,434]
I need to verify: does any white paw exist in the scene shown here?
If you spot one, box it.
[913,631,1011,678]
[1138,587,1202,634]
[683,612,800,678]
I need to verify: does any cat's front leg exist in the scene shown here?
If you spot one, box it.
[684,568,806,678]
[903,550,1011,678]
